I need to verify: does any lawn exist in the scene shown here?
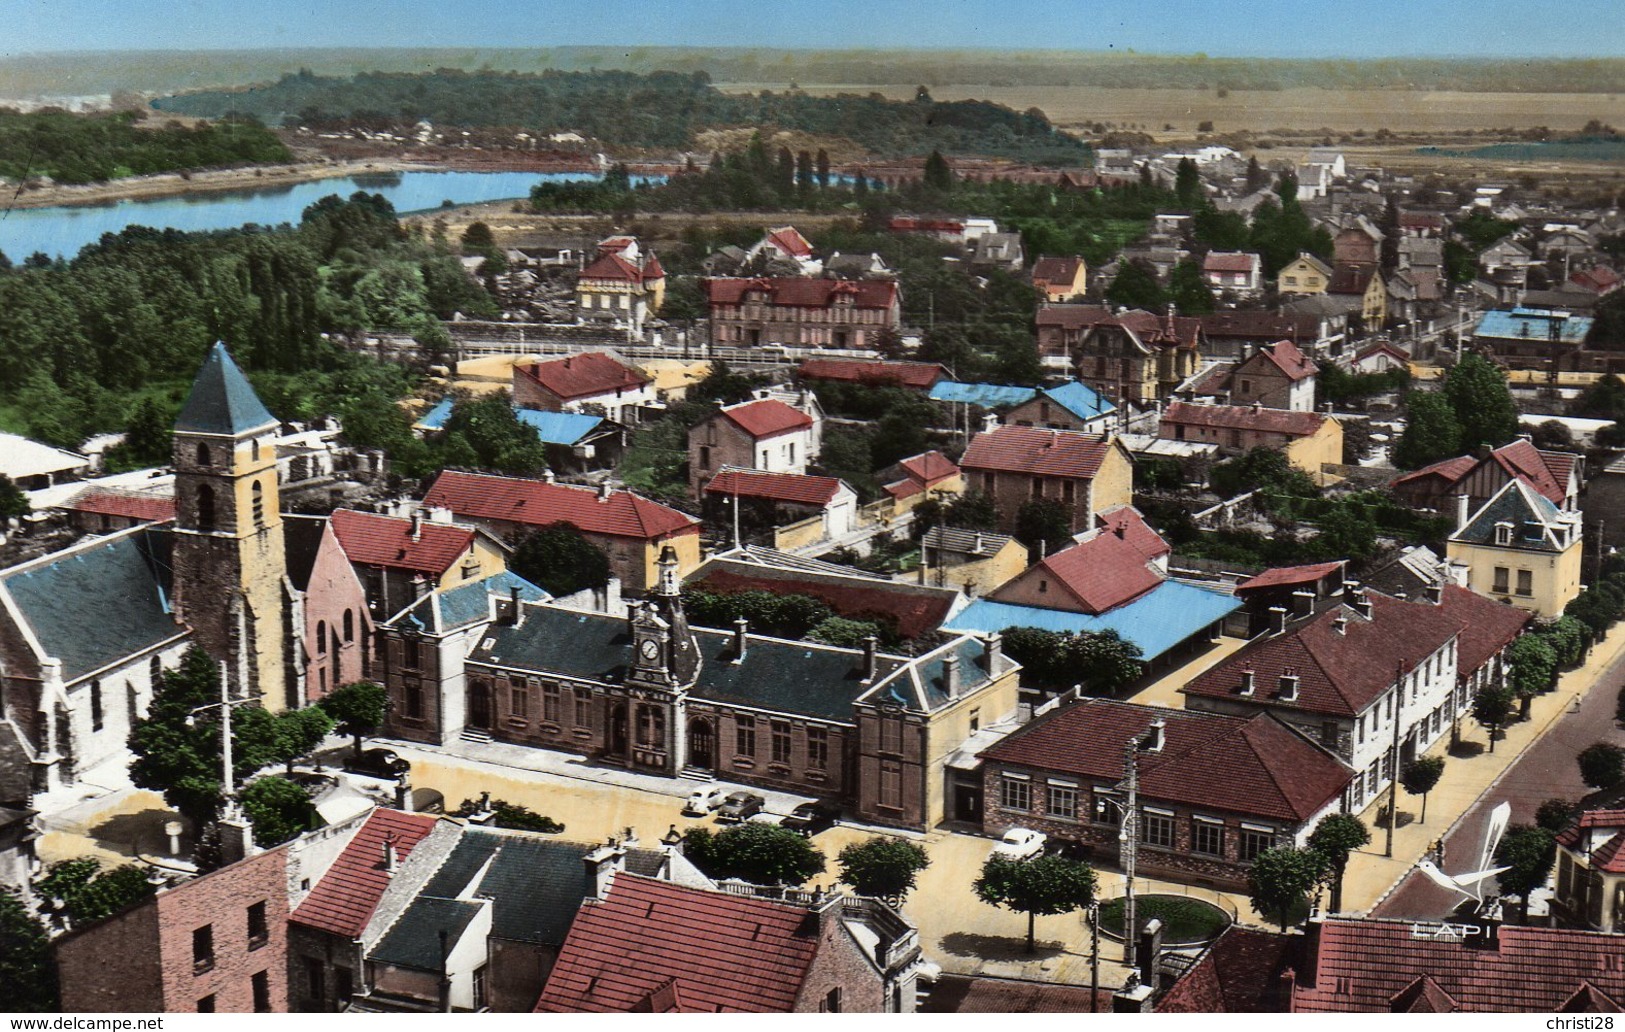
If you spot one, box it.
[1097,893,1233,945]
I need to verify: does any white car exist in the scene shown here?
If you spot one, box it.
[990,827,1048,861]
[682,786,728,816]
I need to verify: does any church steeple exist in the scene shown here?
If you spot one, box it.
[627,545,700,689]
[170,343,290,709]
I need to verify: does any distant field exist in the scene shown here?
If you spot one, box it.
[719,83,1625,135]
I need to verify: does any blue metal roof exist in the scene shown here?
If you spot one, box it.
[1041,381,1116,421]
[942,580,1240,662]
[929,381,1038,408]
[1474,309,1593,344]
[395,570,549,632]
[414,399,603,446]
[175,342,278,436]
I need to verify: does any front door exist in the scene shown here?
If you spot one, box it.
[608,702,629,758]
[689,718,715,770]
[467,682,491,730]
[955,782,983,823]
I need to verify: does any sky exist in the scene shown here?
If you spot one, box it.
[3,0,1624,59]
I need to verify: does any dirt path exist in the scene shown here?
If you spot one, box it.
[1,157,445,211]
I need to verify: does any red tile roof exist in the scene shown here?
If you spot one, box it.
[1571,266,1621,294]
[579,251,647,283]
[980,700,1351,823]
[1555,810,1625,856]
[1035,305,1203,348]
[1161,401,1330,438]
[1096,505,1171,561]
[424,471,699,542]
[1390,454,1478,490]
[1399,211,1447,230]
[889,216,964,234]
[329,508,478,576]
[703,468,845,506]
[1441,583,1530,680]
[1157,927,1294,1013]
[1203,251,1260,273]
[762,226,813,258]
[884,449,960,498]
[1031,256,1085,286]
[1390,440,1571,507]
[1250,339,1318,382]
[68,491,176,523]
[718,399,813,440]
[994,531,1161,615]
[1290,918,1625,1012]
[1328,264,1379,295]
[796,358,946,390]
[1198,310,1323,341]
[1235,562,1346,594]
[959,425,1116,479]
[705,276,898,310]
[1184,590,1466,718]
[534,874,821,1013]
[1354,341,1410,364]
[291,809,439,937]
[518,352,651,402]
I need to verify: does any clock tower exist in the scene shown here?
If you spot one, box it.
[621,546,699,772]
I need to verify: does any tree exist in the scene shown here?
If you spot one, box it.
[0,887,57,1011]
[1495,824,1556,899]
[1443,354,1519,452]
[460,221,497,256]
[36,857,156,926]
[1529,419,1575,452]
[683,823,827,885]
[1106,258,1164,311]
[318,680,389,759]
[923,149,954,192]
[837,837,931,902]
[1507,634,1558,717]
[241,775,317,846]
[104,396,174,472]
[1539,615,1590,669]
[973,853,1096,954]
[1167,258,1215,314]
[807,616,886,648]
[128,647,235,827]
[1245,155,1270,194]
[1246,845,1324,931]
[1307,813,1370,914]
[815,148,831,188]
[1015,498,1073,559]
[510,521,611,596]
[1535,798,1582,834]
[946,491,999,530]
[1399,756,1447,824]
[267,706,334,773]
[1472,685,1514,753]
[450,797,565,833]
[1001,627,1143,695]
[1209,446,1318,499]
[1578,742,1625,790]
[0,474,29,520]
[1393,391,1464,469]
[1175,156,1202,207]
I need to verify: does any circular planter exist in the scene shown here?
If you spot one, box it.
[1096,893,1233,946]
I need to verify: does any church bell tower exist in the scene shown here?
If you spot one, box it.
[170,342,290,709]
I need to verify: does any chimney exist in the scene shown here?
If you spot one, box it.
[943,652,964,699]
[410,511,423,541]
[1333,611,1349,635]
[1136,918,1165,994]
[1269,605,1289,634]
[582,839,627,900]
[382,833,399,873]
[1353,591,1373,620]
[1239,667,1255,696]
[218,812,256,866]
[1251,399,1263,414]
[543,469,556,484]
[395,776,414,812]
[732,617,749,663]
[862,635,880,683]
[982,412,1000,434]
[1291,589,1315,617]
[973,531,985,554]
[1279,667,1300,701]
[1142,717,1165,753]
[1111,971,1155,1013]
[985,632,1003,673]
[598,480,613,501]
[1455,493,1471,532]
[412,573,430,600]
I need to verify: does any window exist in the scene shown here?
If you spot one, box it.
[1495,524,1513,546]
[334,967,353,1006]
[1141,810,1175,848]
[807,726,828,770]
[1240,379,1252,394]
[787,442,796,464]
[247,901,268,948]
[196,443,211,467]
[880,717,903,754]
[197,995,216,1013]
[343,610,355,643]
[304,958,326,1006]
[193,925,215,973]
[1094,792,1122,826]
[252,971,271,1013]
[1049,783,1078,820]
[736,715,756,756]
[821,987,843,1013]
[1285,275,1298,285]
[699,445,711,471]
[90,679,103,731]
[1517,569,1534,597]
[637,705,665,747]
[252,481,265,529]
[1030,476,1043,499]
[1000,776,1032,811]
[473,966,488,1010]
[1193,820,1225,857]
[879,760,902,809]
[317,621,328,656]
[402,636,421,668]
[969,708,981,733]
[512,687,529,720]
[405,682,423,719]
[1357,713,1365,744]
[771,720,792,764]
[196,483,216,531]
[1239,828,1275,862]
[574,694,592,728]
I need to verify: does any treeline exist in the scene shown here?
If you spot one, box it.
[0,192,495,450]
[156,69,1088,163]
[0,110,289,185]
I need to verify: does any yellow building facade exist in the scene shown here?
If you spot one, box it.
[1446,478,1584,618]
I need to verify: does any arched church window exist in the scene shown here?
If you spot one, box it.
[252,482,265,529]
[196,443,211,467]
[196,484,216,531]
[343,610,355,643]
[317,621,328,656]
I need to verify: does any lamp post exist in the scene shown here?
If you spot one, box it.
[186,662,256,820]
[1088,900,1101,1013]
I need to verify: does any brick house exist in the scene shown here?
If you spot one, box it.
[1331,216,1383,268]
[378,556,1018,831]
[1002,381,1117,434]
[989,505,1170,615]
[1030,255,1088,302]
[536,875,921,1012]
[688,397,817,495]
[64,490,176,534]
[704,277,900,350]
[879,450,963,512]
[421,471,701,595]
[958,425,1135,537]
[1034,305,1204,407]
[1227,340,1319,412]
[283,515,373,701]
[1196,309,1329,361]
[978,699,1350,890]
[512,352,656,426]
[1158,402,1342,477]
[918,527,1028,596]
[58,846,292,1013]
[327,508,508,623]
[1389,437,1581,514]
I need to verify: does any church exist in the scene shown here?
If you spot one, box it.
[0,344,365,801]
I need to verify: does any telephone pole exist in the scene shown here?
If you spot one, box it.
[1385,660,1406,858]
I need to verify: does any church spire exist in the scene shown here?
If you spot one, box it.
[175,342,278,437]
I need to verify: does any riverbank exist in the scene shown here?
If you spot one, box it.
[0,157,447,211]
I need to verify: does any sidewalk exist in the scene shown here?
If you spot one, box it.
[1128,634,1249,709]
[1337,625,1625,914]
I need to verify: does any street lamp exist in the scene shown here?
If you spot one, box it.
[185,662,255,820]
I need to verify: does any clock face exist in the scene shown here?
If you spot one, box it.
[640,639,660,661]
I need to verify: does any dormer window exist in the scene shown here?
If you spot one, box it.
[1494,522,1513,546]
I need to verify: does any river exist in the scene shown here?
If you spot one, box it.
[0,169,659,261]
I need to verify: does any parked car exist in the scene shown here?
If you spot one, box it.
[990,827,1047,861]
[780,801,840,837]
[344,748,410,780]
[715,791,766,823]
[682,785,728,816]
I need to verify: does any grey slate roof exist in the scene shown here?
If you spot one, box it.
[174,342,278,436]
[920,526,1016,557]
[371,896,484,971]
[1452,479,1573,553]
[1,528,183,682]
[282,515,327,592]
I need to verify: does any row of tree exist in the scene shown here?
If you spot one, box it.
[0,109,289,185]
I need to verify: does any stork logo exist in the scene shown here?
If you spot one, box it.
[1408,921,1494,943]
